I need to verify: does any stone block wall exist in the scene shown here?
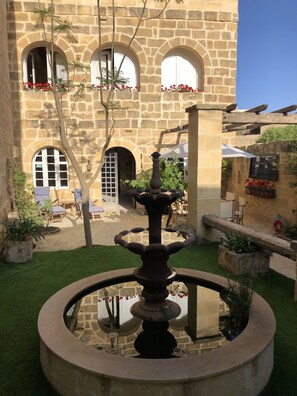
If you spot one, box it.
[226,141,297,227]
[0,0,14,250]
[7,0,238,199]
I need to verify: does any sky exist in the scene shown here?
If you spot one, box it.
[236,0,297,111]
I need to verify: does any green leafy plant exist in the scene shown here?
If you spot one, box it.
[160,158,187,191]
[2,218,45,242]
[284,144,297,189]
[221,159,232,182]
[283,142,297,226]
[221,274,258,339]
[41,198,53,227]
[256,125,297,143]
[10,163,43,225]
[122,169,152,189]
[221,232,257,254]
[122,158,186,192]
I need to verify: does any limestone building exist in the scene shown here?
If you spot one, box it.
[6,0,238,209]
[1,1,14,223]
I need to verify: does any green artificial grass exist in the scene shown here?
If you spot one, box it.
[0,243,296,395]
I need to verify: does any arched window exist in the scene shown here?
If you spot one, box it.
[33,148,68,188]
[23,46,67,84]
[90,49,137,88]
[161,50,201,90]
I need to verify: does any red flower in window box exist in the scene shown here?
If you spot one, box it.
[245,179,276,198]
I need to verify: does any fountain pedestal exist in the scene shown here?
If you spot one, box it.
[114,152,196,357]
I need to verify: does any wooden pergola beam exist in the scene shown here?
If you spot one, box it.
[223,111,297,125]
[245,104,268,114]
[223,104,268,131]
[161,104,297,138]
[271,105,297,114]
[226,103,237,112]
[223,123,263,132]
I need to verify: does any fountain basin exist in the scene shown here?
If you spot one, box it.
[38,268,276,396]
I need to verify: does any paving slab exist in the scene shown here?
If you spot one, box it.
[35,210,149,252]
[35,210,296,281]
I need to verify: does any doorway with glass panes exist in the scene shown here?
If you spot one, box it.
[101,147,135,210]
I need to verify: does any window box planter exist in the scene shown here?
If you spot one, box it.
[245,187,276,199]
[218,245,270,275]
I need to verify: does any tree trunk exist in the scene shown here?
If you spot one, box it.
[81,195,93,248]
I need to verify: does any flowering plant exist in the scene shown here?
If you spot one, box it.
[23,82,203,93]
[23,81,70,93]
[23,81,140,93]
[91,84,140,92]
[245,179,276,198]
[161,84,202,93]
[245,179,275,191]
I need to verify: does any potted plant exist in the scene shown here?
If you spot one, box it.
[2,217,45,263]
[218,231,271,274]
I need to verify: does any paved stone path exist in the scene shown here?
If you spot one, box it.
[35,210,296,281]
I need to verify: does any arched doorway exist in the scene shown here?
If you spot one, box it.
[101,147,135,210]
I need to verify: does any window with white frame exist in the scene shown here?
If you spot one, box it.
[33,148,68,188]
[23,46,67,84]
[161,50,200,90]
[90,49,137,88]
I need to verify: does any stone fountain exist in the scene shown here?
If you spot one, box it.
[38,152,276,395]
[114,152,195,358]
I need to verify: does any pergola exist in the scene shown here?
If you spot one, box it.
[223,103,297,134]
[158,103,297,301]
[158,103,297,148]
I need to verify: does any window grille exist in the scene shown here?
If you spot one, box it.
[249,155,279,181]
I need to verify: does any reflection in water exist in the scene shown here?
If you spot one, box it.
[66,280,230,358]
[120,229,187,246]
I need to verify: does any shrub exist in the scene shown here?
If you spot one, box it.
[11,164,43,225]
[122,158,187,192]
[221,159,232,182]
[221,232,257,254]
[2,217,45,242]
[256,125,297,143]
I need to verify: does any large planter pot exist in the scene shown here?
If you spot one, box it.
[4,240,34,263]
[218,245,270,275]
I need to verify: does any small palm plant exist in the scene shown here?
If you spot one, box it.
[3,217,45,242]
[221,232,257,254]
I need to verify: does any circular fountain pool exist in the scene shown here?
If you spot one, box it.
[38,268,275,396]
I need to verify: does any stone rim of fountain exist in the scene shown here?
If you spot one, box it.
[38,268,276,387]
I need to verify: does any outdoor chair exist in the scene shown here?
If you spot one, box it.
[168,199,188,226]
[73,188,104,221]
[176,200,188,217]
[233,196,246,225]
[225,191,235,201]
[33,187,66,222]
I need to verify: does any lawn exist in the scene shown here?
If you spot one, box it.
[0,243,296,395]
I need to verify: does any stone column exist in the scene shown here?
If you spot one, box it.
[289,241,297,302]
[185,104,225,241]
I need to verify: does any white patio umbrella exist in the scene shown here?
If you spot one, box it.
[160,142,255,159]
